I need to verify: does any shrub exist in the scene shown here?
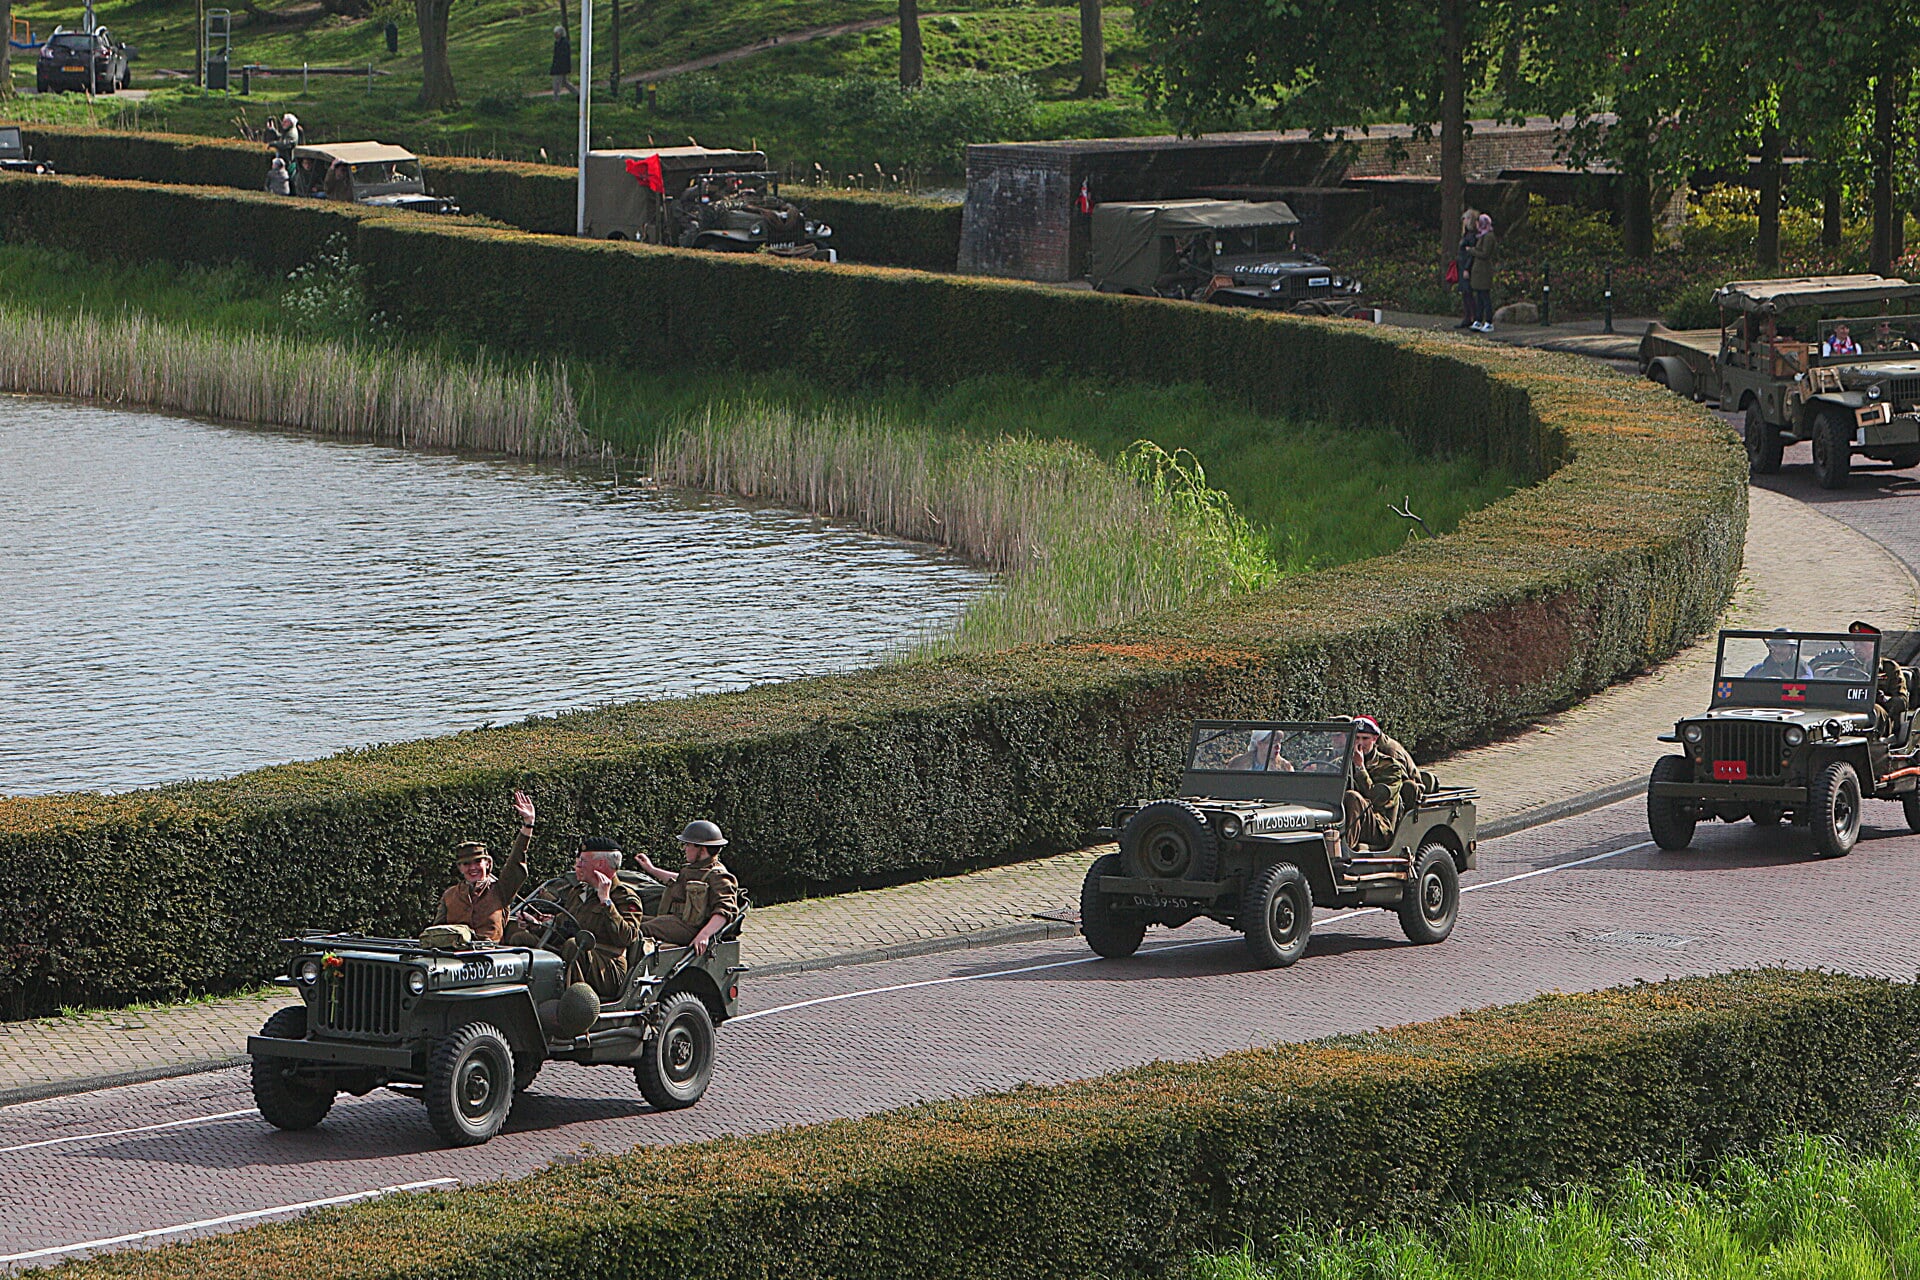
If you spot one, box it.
[31,972,1920,1280]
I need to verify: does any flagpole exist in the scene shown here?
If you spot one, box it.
[575,0,594,236]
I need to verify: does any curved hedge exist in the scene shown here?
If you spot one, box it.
[33,971,1920,1280]
[0,173,1746,1018]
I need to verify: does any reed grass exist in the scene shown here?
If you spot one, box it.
[0,305,589,458]
[654,399,1279,651]
[1196,1123,1920,1280]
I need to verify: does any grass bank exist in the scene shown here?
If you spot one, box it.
[1197,1122,1920,1280]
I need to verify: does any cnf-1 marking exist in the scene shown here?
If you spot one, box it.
[435,954,527,987]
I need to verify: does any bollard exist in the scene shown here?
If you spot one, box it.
[303,61,309,93]
[1603,265,1614,334]
[1540,263,1552,327]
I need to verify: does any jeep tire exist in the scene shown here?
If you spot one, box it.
[1903,790,1920,834]
[1647,755,1698,851]
[1241,861,1313,968]
[512,1049,542,1095]
[1120,799,1219,881]
[1890,447,1920,470]
[1809,760,1862,858]
[1397,841,1460,945]
[636,992,714,1110]
[251,1005,336,1131]
[426,1021,515,1146]
[1811,407,1853,489]
[1080,851,1146,958]
[1745,402,1783,476]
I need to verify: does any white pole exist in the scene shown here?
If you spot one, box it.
[575,0,593,236]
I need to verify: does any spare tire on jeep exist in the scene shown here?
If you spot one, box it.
[1120,799,1219,881]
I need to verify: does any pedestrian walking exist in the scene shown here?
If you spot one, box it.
[1468,212,1498,332]
[265,156,291,196]
[550,26,575,97]
[1452,207,1478,330]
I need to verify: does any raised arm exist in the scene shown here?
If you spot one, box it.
[497,790,535,902]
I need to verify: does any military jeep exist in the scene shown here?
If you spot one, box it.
[1081,720,1478,968]
[1088,200,1367,314]
[247,872,745,1147]
[289,142,461,215]
[1646,628,1920,857]
[582,146,833,258]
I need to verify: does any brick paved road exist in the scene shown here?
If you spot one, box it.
[1754,441,1920,632]
[4,795,1917,1266]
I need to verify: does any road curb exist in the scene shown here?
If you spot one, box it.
[0,1054,248,1109]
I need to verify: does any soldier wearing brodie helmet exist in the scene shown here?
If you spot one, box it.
[632,820,742,956]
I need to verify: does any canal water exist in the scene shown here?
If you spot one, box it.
[0,397,990,795]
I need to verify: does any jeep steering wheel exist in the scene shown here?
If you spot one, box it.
[514,897,579,951]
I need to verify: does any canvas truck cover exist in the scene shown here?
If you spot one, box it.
[1089,199,1300,291]
[293,141,419,166]
[1713,275,1920,314]
[583,147,768,239]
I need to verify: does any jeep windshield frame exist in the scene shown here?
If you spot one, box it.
[1711,629,1879,711]
[1182,720,1353,805]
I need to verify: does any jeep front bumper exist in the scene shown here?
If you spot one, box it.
[1648,781,1808,804]
[1099,875,1235,902]
[247,1035,415,1069]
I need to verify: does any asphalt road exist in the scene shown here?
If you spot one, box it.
[4,794,1918,1267]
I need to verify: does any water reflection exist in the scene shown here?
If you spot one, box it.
[0,397,990,795]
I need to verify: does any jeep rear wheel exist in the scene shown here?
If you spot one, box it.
[1080,852,1145,958]
[1120,799,1219,882]
[1647,755,1698,851]
[1745,402,1783,476]
[1241,862,1312,968]
[250,1005,336,1131]
[1811,408,1853,489]
[426,1021,514,1146]
[1903,790,1920,834]
[1889,447,1920,470]
[1809,760,1861,858]
[1397,842,1459,945]
[636,992,714,1110]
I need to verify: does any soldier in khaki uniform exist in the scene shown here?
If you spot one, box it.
[631,820,742,957]
[433,789,536,943]
[507,835,646,999]
[1343,716,1410,850]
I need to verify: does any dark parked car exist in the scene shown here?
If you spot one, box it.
[37,27,129,94]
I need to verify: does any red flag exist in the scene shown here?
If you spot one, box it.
[625,154,665,194]
[1077,177,1092,214]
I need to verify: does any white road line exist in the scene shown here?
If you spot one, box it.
[0,1178,456,1264]
[0,1107,257,1155]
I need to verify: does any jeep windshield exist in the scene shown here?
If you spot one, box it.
[1188,724,1351,775]
[1208,226,1298,259]
[1712,630,1878,709]
[350,159,425,195]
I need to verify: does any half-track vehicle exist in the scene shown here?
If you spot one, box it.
[1646,628,1920,857]
[1088,200,1368,315]
[289,142,462,215]
[582,146,834,257]
[1639,275,1920,487]
[247,871,745,1146]
[1081,720,1477,968]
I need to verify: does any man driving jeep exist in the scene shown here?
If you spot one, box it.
[1745,629,1813,680]
[631,820,742,957]
[505,836,645,998]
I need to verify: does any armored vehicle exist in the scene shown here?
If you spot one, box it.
[1646,628,1920,857]
[0,128,53,175]
[1088,200,1367,315]
[1081,720,1477,967]
[247,872,745,1146]
[289,142,461,215]
[1639,275,1920,487]
[582,146,833,257]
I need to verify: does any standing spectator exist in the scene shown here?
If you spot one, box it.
[267,113,302,166]
[384,19,399,55]
[550,25,575,97]
[265,156,291,196]
[1468,212,1498,332]
[1453,207,1479,330]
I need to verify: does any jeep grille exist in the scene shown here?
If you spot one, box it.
[313,960,407,1039]
[1885,376,1920,408]
[1706,721,1788,784]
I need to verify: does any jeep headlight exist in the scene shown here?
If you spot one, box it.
[1868,383,1883,400]
[1220,814,1243,839]
[750,223,764,237]
[1682,724,1704,744]
[295,958,321,985]
[1784,725,1805,746]
[406,968,428,995]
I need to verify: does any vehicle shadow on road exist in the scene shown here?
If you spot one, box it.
[1637,820,1912,867]
[1752,457,1920,506]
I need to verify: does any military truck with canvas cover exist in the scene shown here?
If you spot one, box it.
[290,142,461,215]
[1088,200,1368,314]
[582,146,834,257]
[1638,275,1920,487]
[1646,628,1920,858]
[1080,720,1477,968]
[247,871,745,1146]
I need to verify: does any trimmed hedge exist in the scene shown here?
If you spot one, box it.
[0,173,1746,1018]
[35,972,1920,1280]
[9,123,963,267]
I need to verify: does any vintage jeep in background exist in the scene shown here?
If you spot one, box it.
[1639,275,1920,487]
[290,141,462,215]
[1646,628,1920,857]
[1080,720,1477,968]
[1087,199,1369,315]
[581,145,833,257]
[248,872,745,1146]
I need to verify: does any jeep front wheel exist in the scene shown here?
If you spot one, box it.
[636,992,715,1110]
[251,1005,336,1131]
[1080,852,1145,958]
[1745,402,1783,476]
[1397,842,1460,945]
[1241,861,1313,968]
[1809,760,1862,858]
[1646,755,1698,851]
[426,1021,515,1146]
[1811,408,1853,489]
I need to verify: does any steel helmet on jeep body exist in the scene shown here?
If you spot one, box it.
[679,819,728,847]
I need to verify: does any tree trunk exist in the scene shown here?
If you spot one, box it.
[1872,67,1896,275]
[0,0,14,99]
[556,0,568,38]
[1437,0,1466,246]
[899,0,922,88]
[609,0,620,93]
[1824,175,1843,248]
[1756,123,1781,267]
[1078,0,1104,98]
[415,0,457,108]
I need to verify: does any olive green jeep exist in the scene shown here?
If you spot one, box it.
[1081,720,1478,968]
